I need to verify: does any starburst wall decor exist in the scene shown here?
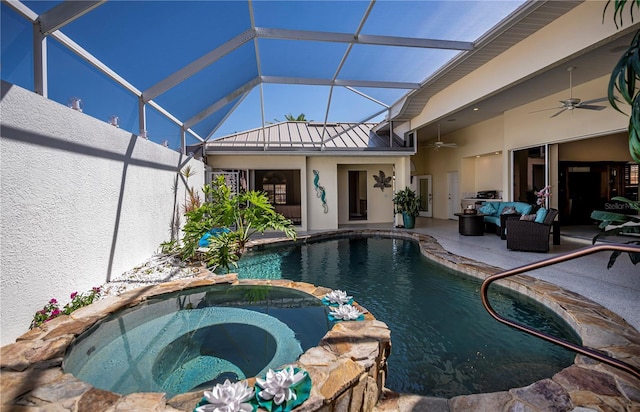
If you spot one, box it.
[373,170,392,191]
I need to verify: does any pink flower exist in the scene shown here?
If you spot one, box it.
[70,292,78,299]
[50,309,60,317]
[49,298,57,304]
[92,287,101,293]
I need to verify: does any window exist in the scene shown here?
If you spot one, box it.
[626,164,638,186]
[263,183,287,204]
[624,164,639,200]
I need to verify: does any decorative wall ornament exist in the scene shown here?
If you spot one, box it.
[312,169,328,213]
[373,170,392,191]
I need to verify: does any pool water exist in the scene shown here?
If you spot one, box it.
[236,236,581,398]
[63,285,332,398]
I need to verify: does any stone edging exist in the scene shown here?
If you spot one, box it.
[0,273,391,411]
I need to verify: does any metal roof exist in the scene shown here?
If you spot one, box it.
[1,0,585,151]
[198,121,413,154]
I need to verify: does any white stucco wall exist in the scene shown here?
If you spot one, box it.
[208,154,410,231]
[411,1,632,129]
[412,76,632,218]
[1,81,204,345]
[337,164,395,225]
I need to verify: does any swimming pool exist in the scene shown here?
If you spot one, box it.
[236,235,581,398]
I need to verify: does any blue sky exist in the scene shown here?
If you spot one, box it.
[1,1,524,151]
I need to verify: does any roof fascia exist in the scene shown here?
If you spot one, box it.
[36,1,106,35]
[205,147,414,156]
[254,27,474,51]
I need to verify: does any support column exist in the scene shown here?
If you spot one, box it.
[138,97,147,138]
[33,24,47,97]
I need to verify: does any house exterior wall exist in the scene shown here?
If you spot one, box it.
[0,81,203,345]
[307,157,339,230]
[409,0,634,220]
[414,76,632,219]
[207,154,410,231]
[412,1,629,129]
[558,132,630,161]
[208,155,309,230]
[337,164,395,226]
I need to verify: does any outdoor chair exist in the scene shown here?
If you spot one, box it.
[506,208,558,252]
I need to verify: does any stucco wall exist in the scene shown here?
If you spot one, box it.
[412,73,632,219]
[558,132,631,162]
[337,164,395,226]
[475,154,503,192]
[1,81,204,345]
[208,154,409,231]
[411,1,630,129]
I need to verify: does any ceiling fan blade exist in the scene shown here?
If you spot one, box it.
[579,97,608,105]
[576,104,606,111]
[550,108,567,118]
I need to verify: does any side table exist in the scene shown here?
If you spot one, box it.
[454,213,487,236]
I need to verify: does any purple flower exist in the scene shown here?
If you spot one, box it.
[70,292,78,299]
[50,309,60,317]
[49,298,57,304]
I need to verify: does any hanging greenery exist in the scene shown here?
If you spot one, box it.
[604,0,640,163]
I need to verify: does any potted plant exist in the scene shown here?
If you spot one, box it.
[393,187,421,229]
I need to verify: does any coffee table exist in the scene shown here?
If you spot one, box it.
[454,213,487,236]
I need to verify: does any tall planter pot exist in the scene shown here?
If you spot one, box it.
[402,212,415,229]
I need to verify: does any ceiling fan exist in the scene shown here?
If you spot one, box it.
[532,66,607,118]
[425,124,457,150]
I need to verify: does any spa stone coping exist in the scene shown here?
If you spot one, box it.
[0,229,638,411]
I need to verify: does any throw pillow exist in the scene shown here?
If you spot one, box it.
[520,214,537,221]
[535,207,547,223]
[479,203,496,215]
[501,206,517,215]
